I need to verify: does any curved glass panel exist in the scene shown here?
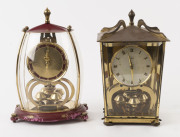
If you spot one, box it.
[17,32,80,112]
[101,42,165,117]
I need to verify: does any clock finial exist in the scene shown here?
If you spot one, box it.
[128,10,135,26]
[44,8,51,24]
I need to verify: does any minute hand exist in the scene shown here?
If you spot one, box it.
[128,54,134,84]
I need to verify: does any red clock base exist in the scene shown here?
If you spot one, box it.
[11,104,88,123]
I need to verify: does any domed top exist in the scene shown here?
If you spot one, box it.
[28,8,68,33]
[97,10,169,42]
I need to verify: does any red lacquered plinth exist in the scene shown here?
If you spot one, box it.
[11,104,88,123]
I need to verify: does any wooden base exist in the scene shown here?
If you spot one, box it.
[11,104,88,123]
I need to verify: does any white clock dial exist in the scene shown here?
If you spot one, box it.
[111,46,152,86]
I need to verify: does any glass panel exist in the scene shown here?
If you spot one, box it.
[101,42,165,117]
[17,32,79,112]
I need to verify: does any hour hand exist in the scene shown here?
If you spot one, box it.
[128,54,134,84]
[128,54,133,69]
[44,47,50,68]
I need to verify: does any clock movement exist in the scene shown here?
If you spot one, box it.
[11,8,88,123]
[97,10,169,126]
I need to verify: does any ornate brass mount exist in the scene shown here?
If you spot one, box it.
[113,89,150,115]
[25,78,75,111]
[44,8,51,24]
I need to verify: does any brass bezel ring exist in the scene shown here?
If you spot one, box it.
[111,45,153,87]
[27,42,69,82]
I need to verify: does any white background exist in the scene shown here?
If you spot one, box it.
[0,0,179,136]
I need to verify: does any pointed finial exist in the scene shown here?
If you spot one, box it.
[67,25,72,32]
[22,26,29,32]
[128,10,135,26]
[44,8,51,24]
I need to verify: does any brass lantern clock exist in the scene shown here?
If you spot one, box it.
[11,8,88,123]
[97,10,169,126]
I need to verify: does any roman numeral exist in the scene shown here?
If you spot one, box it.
[116,57,120,60]
[139,51,141,54]
[116,73,120,76]
[144,57,148,60]
[146,65,150,67]
[144,72,148,76]
[122,50,125,55]
[130,48,133,52]
[139,79,141,83]
[122,78,125,82]
[114,65,117,68]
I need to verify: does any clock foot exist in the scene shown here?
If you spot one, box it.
[151,122,160,126]
[103,122,114,126]
[11,113,18,123]
[151,120,161,126]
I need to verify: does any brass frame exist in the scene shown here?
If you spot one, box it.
[100,42,165,124]
[98,10,169,125]
[100,43,108,116]
[16,26,29,110]
[67,26,81,108]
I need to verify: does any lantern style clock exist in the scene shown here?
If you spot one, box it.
[11,8,88,123]
[97,10,169,126]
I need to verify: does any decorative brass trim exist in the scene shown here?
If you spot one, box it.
[16,26,29,110]
[128,10,135,26]
[105,115,157,118]
[104,117,159,124]
[101,20,126,33]
[156,43,166,117]
[137,19,168,40]
[61,78,75,101]
[67,25,81,108]
[97,10,169,42]
[106,84,157,111]
[100,43,108,116]
[98,20,126,41]
[24,77,76,113]
[27,80,69,108]
[44,8,51,24]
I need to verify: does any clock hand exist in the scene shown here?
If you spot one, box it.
[44,47,50,69]
[128,53,133,84]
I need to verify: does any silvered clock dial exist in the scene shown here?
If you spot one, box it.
[111,46,152,86]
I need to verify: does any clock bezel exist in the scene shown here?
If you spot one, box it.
[27,42,69,82]
[111,45,153,87]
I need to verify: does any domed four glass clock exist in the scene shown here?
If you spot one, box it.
[97,10,169,126]
[11,8,88,123]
